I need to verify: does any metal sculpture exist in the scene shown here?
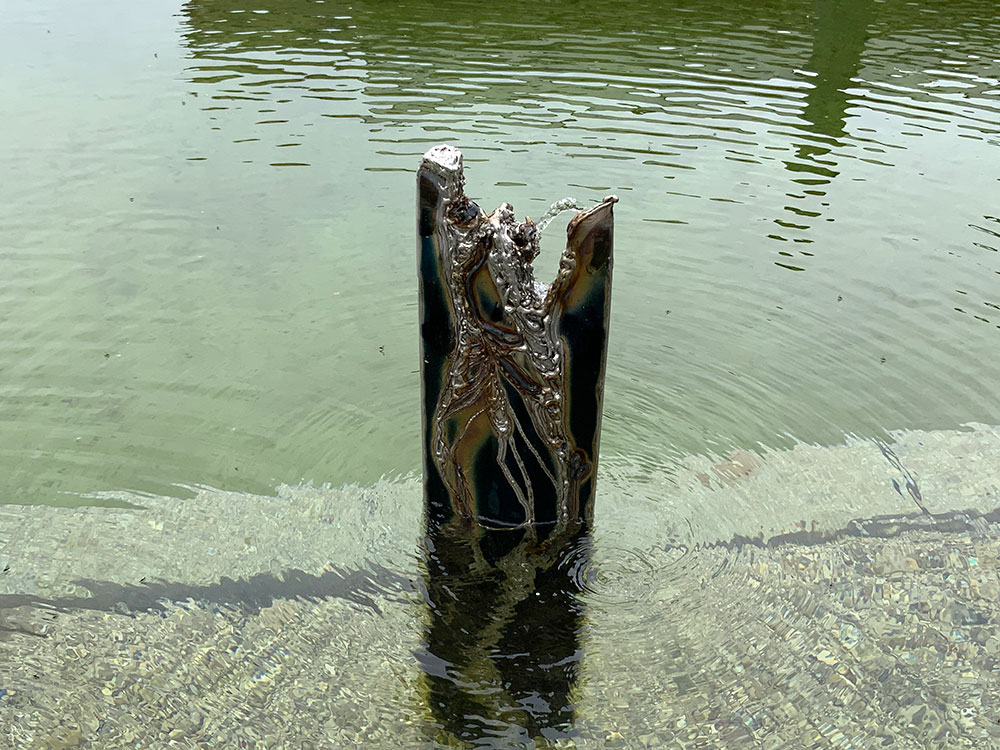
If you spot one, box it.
[417,144,615,530]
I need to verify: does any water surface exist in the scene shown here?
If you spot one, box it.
[2,0,998,505]
[2,0,1000,746]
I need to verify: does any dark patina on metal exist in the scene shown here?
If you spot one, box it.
[417,144,615,530]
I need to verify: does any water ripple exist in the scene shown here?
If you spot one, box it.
[2,0,998,504]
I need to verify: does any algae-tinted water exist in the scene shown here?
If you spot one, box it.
[2,0,999,505]
[2,0,1000,746]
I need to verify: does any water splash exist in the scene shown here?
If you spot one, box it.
[535,197,586,233]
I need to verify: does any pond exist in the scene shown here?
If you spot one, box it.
[1,0,999,746]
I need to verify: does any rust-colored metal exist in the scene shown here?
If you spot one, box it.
[418,144,615,530]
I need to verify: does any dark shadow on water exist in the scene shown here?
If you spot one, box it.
[1,501,996,627]
[416,518,590,747]
[774,0,876,269]
[800,0,875,150]
[0,563,412,621]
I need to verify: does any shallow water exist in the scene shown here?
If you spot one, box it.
[2,0,1000,746]
[2,426,1000,747]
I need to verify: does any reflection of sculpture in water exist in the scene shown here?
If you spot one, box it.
[417,518,589,746]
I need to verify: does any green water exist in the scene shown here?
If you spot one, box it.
[2,0,999,506]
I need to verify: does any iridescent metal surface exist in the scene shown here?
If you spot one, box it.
[418,145,615,529]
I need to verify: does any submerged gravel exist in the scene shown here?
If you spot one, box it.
[1,424,998,748]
